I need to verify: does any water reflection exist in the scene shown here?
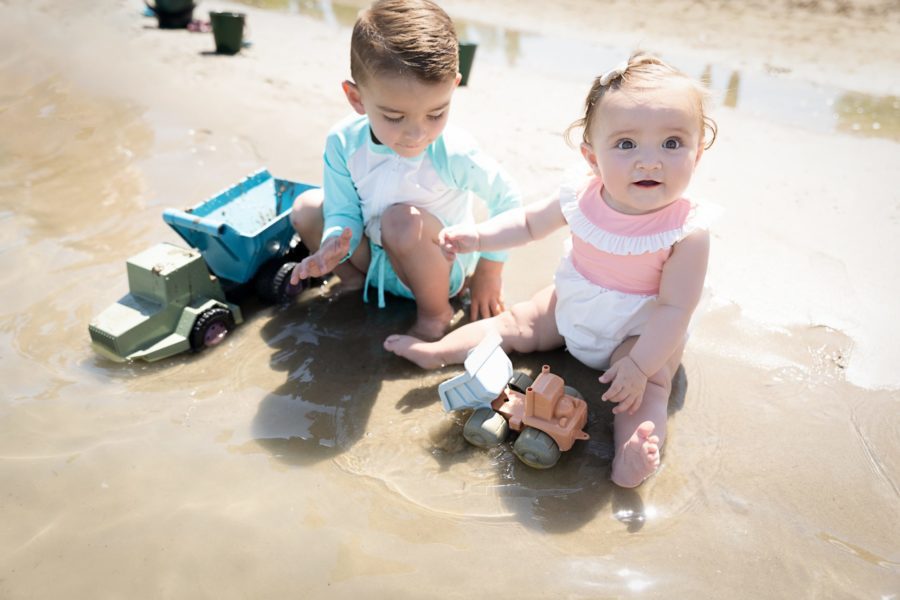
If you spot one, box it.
[234,0,900,142]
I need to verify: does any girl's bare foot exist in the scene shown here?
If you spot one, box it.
[383,334,446,369]
[611,421,661,488]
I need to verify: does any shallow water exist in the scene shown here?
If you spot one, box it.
[1,1,898,598]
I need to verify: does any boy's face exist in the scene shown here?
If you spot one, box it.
[343,73,460,158]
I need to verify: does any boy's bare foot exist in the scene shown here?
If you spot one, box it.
[383,335,446,369]
[407,308,454,342]
[611,421,661,488]
[332,269,365,293]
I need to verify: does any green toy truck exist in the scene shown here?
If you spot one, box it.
[89,169,317,362]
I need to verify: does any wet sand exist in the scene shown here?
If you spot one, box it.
[1,0,899,597]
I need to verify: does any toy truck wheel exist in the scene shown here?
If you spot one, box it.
[463,407,509,448]
[564,385,584,400]
[513,427,561,469]
[256,261,305,304]
[508,371,534,394]
[189,307,235,351]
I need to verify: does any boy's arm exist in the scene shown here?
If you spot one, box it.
[321,132,364,261]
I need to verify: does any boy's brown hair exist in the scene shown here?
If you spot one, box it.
[350,0,459,84]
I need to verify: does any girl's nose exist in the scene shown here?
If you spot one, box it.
[636,153,662,170]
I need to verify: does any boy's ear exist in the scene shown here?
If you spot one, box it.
[580,142,600,174]
[342,80,366,115]
[453,72,462,86]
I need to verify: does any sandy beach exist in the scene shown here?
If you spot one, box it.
[1,0,898,597]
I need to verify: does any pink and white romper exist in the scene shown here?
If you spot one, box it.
[554,176,714,370]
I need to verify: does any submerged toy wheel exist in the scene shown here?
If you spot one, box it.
[564,385,584,400]
[189,307,235,351]
[507,371,534,394]
[463,407,509,448]
[513,427,561,469]
[256,261,305,304]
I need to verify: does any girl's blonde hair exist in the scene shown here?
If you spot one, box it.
[566,52,718,150]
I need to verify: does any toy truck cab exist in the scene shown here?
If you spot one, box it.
[89,243,243,362]
[438,333,590,469]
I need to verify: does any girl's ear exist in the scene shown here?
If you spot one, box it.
[342,80,366,115]
[693,144,705,168]
[580,142,600,175]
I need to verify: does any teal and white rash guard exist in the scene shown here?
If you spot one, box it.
[319,113,522,307]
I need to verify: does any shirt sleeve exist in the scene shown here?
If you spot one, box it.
[439,130,522,262]
[321,127,364,260]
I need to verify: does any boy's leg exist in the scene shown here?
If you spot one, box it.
[290,188,367,289]
[608,336,685,488]
[380,204,455,340]
[384,285,564,369]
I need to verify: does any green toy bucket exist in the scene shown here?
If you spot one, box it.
[145,0,196,28]
[458,42,477,86]
[210,11,245,55]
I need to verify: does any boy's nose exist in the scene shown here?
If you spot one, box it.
[404,122,426,142]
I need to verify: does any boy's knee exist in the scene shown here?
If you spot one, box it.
[290,188,324,237]
[381,205,430,253]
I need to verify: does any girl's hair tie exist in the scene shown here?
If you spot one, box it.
[599,60,630,86]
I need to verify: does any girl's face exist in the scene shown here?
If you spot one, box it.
[343,73,460,158]
[581,81,705,215]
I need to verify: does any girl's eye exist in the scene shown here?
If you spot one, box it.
[427,112,445,121]
[616,139,635,150]
[383,115,403,123]
[663,137,682,149]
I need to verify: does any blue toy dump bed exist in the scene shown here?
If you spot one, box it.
[162,169,317,285]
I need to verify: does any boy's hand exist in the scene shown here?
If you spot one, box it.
[599,355,648,415]
[437,224,479,261]
[290,227,353,285]
[467,259,505,320]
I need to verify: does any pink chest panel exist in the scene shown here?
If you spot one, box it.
[570,237,669,295]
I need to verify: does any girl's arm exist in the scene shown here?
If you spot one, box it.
[599,229,709,411]
[629,229,710,376]
[438,191,567,258]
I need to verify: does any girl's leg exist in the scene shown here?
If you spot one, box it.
[380,204,455,341]
[290,189,367,288]
[608,336,686,488]
[384,285,564,369]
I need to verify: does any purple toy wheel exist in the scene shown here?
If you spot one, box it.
[189,307,236,352]
[203,321,229,346]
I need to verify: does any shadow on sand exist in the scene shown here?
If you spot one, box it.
[249,284,687,533]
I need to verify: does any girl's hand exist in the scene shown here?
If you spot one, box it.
[290,227,352,285]
[599,355,648,415]
[466,259,505,320]
[437,225,479,261]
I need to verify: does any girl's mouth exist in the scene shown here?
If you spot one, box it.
[633,180,661,187]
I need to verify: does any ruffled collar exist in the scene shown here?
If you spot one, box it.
[559,177,718,255]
